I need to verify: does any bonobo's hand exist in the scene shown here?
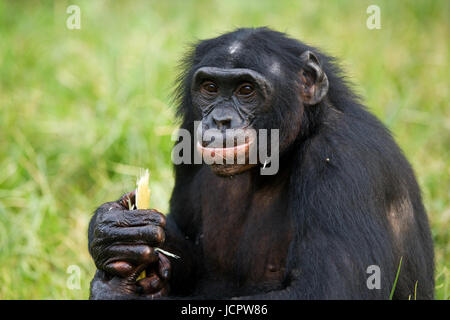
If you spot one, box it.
[89,191,171,299]
[89,251,171,300]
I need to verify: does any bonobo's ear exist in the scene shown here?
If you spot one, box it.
[299,51,329,105]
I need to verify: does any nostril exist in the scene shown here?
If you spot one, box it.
[213,116,232,129]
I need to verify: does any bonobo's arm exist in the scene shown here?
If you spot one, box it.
[233,237,378,300]
[88,192,198,299]
[233,218,392,300]
[156,215,199,296]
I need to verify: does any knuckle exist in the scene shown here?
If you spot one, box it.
[90,236,104,252]
[98,201,121,214]
[140,246,154,260]
[97,210,118,225]
[157,213,167,228]
[96,213,109,225]
[149,210,166,227]
[93,248,112,269]
[145,226,165,244]
[94,224,109,240]
[155,227,165,244]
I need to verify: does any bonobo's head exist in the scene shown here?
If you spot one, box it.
[176,27,330,176]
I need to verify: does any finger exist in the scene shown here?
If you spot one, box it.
[97,201,123,214]
[107,225,166,247]
[157,252,171,280]
[104,261,135,278]
[104,209,166,228]
[104,245,158,268]
[123,210,166,227]
[137,273,163,294]
[144,286,169,299]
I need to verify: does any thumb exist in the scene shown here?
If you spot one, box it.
[118,190,136,209]
[126,263,148,284]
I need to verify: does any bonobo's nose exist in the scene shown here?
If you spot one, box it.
[213,114,232,130]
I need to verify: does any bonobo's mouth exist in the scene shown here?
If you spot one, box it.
[197,136,253,159]
[196,127,257,176]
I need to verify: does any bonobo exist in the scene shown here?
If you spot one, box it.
[88,27,434,299]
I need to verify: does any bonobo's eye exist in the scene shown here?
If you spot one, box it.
[236,83,255,97]
[200,81,218,95]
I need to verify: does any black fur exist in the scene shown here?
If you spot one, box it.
[167,27,434,299]
[88,27,434,299]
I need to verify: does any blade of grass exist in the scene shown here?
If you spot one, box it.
[414,280,418,300]
[389,256,403,300]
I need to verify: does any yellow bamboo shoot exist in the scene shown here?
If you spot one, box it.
[136,169,151,280]
[134,169,179,282]
[136,169,151,210]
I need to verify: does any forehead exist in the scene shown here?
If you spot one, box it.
[195,38,283,78]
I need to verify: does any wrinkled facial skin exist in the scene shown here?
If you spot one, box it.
[191,67,272,176]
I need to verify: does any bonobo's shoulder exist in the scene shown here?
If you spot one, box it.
[343,103,398,150]
[301,102,407,172]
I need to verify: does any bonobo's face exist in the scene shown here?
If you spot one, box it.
[191,67,272,176]
[189,33,329,177]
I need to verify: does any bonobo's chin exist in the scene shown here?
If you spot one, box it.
[210,163,257,176]
[196,139,257,176]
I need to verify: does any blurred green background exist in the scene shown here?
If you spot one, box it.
[0,0,448,299]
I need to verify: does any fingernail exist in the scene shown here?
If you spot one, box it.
[151,278,159,288]
[163,270,169,278]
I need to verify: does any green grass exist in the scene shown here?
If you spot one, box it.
[0,0,448,299]
[389,257,403,300]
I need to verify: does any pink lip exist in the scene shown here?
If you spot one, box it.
[196,139,254,160]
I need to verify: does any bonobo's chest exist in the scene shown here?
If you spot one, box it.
[197,167,293,295]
